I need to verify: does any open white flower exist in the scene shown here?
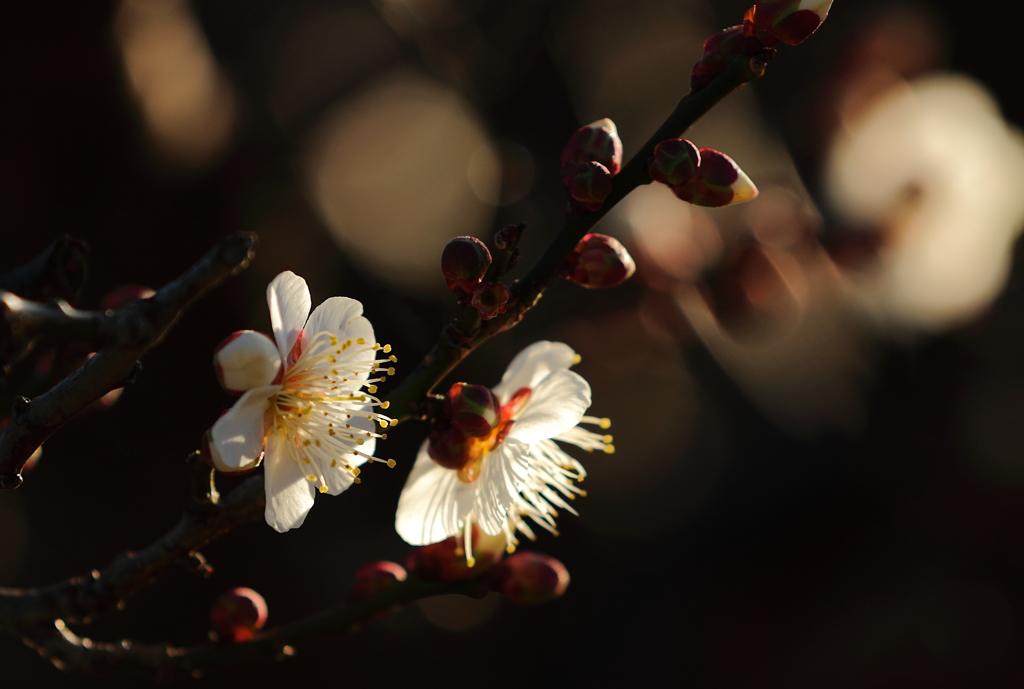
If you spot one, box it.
[210,271,396,532]
[395,341,613,562]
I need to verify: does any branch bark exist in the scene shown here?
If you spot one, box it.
[0,232,258,490]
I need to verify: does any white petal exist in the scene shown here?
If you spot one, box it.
[492,341,577,403]
[316,455,357,496]
[267,271,311,360]
[264,433,317,532]
[304,296,368,340]
[474,438,531,536]
[507,369,591,444]
[345,412,377,466]
[395,442,474,545]
[210,385,278,471]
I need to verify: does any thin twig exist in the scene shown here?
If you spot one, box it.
[0,232,258,490]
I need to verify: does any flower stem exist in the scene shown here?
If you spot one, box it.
[385,53,768,421]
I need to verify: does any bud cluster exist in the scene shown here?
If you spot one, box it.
[440,236,510,320]
[648,141,758,208]
[690,1,831,92]
[426,382,504,477]
[560,119,623,212]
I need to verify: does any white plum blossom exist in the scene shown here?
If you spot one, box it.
[395,341,613,563]
[210,271,396,532]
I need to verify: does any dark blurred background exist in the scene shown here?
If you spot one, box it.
[4,0,1024,686]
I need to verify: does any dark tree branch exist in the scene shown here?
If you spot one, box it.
[0,235,89,304]
[385,53,771,420]
[0,233,258,490]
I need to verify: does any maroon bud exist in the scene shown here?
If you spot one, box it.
[648,139,700,186]
[350,561,407,618]
[561,233,636,289]
[565,161,614,212]
[447,382,501,438]
[690,25,768,92]
[407,527,507,581]
[210,587,268,643]
[427,425,473,472]
[671,148,758,208]
[442,237,492,294]
[468,281,509,320]
[560,118,623,178]
[100,284,155,311]
[492,551,569,606]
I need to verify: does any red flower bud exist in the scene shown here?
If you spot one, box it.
[565,161,614,212]
[671,148,758,208]
[648,138,701,186]
[560,233,636,289]
[447,382,501,438]
[427,425,473,472]
[492,551,569,606]
[441,236,492,294]
[560,118,623,178]
[407,526,507,580]
[213,330,283,395]
[100,284,155,311]
[494,222,526,251]
[350,561,407,618]
[691,25,761,92]
[210,587,267,643]
[747,0,832,47]
[468,281,509,320]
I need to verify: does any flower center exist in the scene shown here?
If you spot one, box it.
[456,387,532,483]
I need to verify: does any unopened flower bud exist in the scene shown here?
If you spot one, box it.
[213,330,283,395]
[441,236,492,294]
[100,284,155,311]
[560,118,623,178]
[691,25,759,92]
[350,561,407,618]
[469,281,509,320]
[671,148,758,208]
[492,551,569,606]
[565,161,614,212]
[427,425,473,471]
[210,587,267,643]
[408,526,507,580]
[560,233,636,289]
[447,382,501,438]
[648,138,701,186]
[748,0,832,47]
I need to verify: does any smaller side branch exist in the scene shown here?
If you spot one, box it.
[25,576,482,680]
[0,473,265,636]
[0,233,258,489]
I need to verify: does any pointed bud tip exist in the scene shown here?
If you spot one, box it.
[561,233,636,289]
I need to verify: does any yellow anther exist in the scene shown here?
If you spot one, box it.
[331,459,337,467]
[367,414,373,420]
[357,337,366,345]
[356,438,365,445]
[351,467,361,477]
[466,556,477,568]
[380,401,390,409]
[387,367,395,376]
[367,385,378,393]
[603,444,616,454]
[378,420,388,428]
[353,477,361,484]
[381,434,388,440]
[332,369,338,375]
[506,545,516,554]
[388,354,397,363]
[302,457,312,464]
[386,459,396,468]
[572,354,582,365]
[389,419,398,427]
[373,343,381,351]
[306,475,316,482]
[603,435,613,443]
[383,344,392,353]
[599,418,611,429]
[314,439,321,447]
[328,429,336,436]
[303,439,311,446]
[318,485,328,494]
[579,490,588,497]
[329,356,336,363]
